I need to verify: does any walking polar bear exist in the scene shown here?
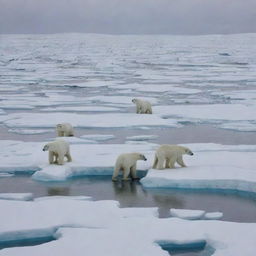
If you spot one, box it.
[153,145,193,169]
[132,98,152,114]
[112,153,147,181]
[56,123,74,137]
[43,139,72,165]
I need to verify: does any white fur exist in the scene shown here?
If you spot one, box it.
[56,123,74,137]
[132,98,152,114]
[153,144,193,169]
[43,139,72,165]
[112,153,147,181]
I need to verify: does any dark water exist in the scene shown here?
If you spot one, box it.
[1,124,256,145]
[1,174,256,223]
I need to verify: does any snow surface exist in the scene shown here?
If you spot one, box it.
[0,197,255,256]
[41,106,120,112]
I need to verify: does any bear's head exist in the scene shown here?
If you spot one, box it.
[42,143,50,151]
[56,124,63,130]
[132,98,138,104]
[139,154,147,161]
[184,147,194,156]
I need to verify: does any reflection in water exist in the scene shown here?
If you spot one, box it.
[47,187,70,196]
[0,175,256,222]
[152,193,184,218]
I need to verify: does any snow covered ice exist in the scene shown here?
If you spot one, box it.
[0,33,256,255]
[0,197,255,256]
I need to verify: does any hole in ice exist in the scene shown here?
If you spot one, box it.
[157,241,215,256]
[0,236,56,250]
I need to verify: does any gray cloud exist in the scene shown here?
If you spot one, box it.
[0,0,256,34]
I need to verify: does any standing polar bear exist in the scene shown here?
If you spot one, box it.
[153,145,193,169]
[112,153,147,181]
[132,98,152,114]
[56,123,74,137]
[43,139,72,165]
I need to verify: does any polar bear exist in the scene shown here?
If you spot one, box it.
[132,98,152,114]
[56,123,74,137]
[153,145,193,169]
[43,139,72,165]
[112,153,147,181]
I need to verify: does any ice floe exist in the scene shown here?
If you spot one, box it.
[126,135,159,141]
[0,140,154,180]
[80,134,115,141]
[169,209,223,220]
[170,209,205,220]
[141,165,256,193]
[0,193,33,201]
[0,140,256,195]
[0,197,255,256]
[204,212,223,220]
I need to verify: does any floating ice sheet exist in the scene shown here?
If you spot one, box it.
[80,134,115,141]
[0,197,255,256]
[126,135,159,141]
[204,212,223,220]
[170,209,223,220]
[1,140,256,194]
[141,165,256,193]
[0,193,33,201]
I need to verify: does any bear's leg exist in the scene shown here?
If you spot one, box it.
[138,105,144,114]
[57,154,65,165]
[136,104,140,114]
[57,131,62,137]
[177,156,186,167]
[131,165,139,180]
[53,153,58,164]
[49,151,54,164]
[168,156,176,168]
[156,155,165,170]
[165,158,170,168]
[112,165,120,181]
[152,155,158,169]
[65,152,72,162]
[122,167,131,181]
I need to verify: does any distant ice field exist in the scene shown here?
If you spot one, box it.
[1,33,256,136]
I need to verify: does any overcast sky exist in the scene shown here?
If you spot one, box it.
[0,0,256,34]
